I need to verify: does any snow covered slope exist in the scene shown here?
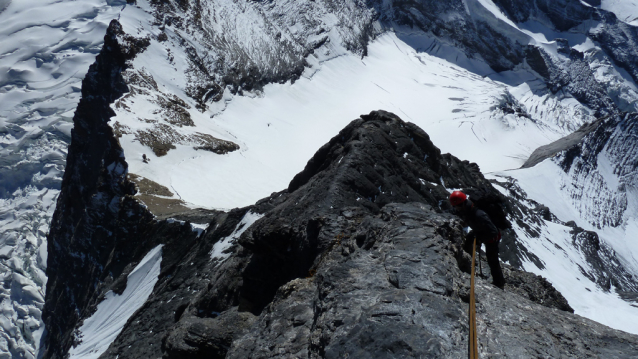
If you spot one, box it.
[116,29,578,209]
[602,0,638,25]
[68,245,163,359]
[112,0,604,209]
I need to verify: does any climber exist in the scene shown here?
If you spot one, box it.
[450,190,505,289]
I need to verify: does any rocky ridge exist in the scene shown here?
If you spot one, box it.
[45,106,638,358]
[0,1,126,356]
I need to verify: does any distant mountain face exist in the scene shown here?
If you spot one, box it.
[2,0,638,357]
[139,0,638,115]
[145,0,376,107]
[549,113,638,229]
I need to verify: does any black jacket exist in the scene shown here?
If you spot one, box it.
[456,200,498,243]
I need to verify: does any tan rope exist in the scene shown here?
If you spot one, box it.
[469,237,479,359]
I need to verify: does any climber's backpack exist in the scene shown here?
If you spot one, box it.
[463,187,512,230]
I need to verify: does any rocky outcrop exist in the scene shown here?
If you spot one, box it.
[162,308,257,359]
[44,109,638,358]
[522,117,605,168]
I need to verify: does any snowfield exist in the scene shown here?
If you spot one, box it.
[116,4,588,209]
[601,0,638,25]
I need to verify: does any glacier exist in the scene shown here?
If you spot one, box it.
[0,0,124,356]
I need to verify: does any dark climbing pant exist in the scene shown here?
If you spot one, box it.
[485,241,505,288]
[464,236,505,288]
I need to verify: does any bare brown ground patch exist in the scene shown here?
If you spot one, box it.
[128,173,190,217]
[135,193,191,218]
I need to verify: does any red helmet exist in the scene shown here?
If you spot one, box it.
[449,191,467,206]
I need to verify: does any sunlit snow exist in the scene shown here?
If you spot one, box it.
[210,211,264,264]
[118,20,579,209]
[68,245,163,359]
[601,0,638,25]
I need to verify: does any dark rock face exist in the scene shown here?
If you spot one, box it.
[162,308,256,359]
[94,206,265,359]
[502,267,573,312]
[369,0,526,72]
[227,202,579,359]
[590,13,638,86]
[41,20,157,359]
[230,202,468,359]
[492,0,593,31]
